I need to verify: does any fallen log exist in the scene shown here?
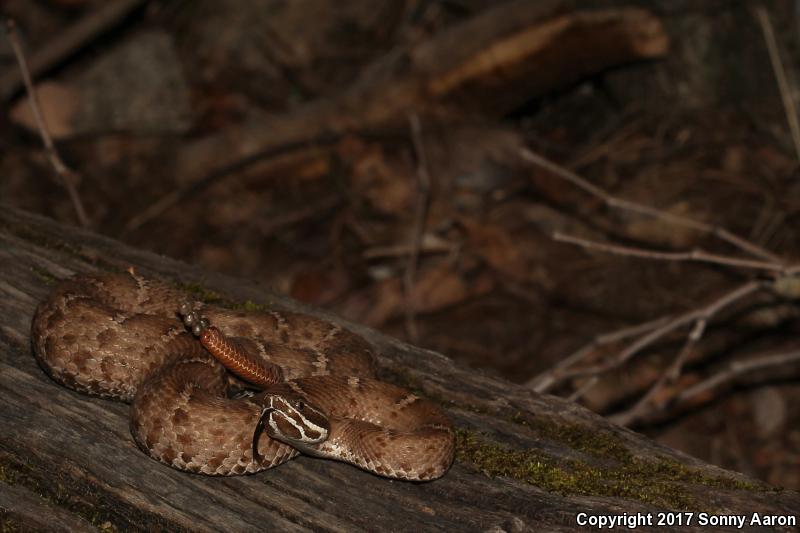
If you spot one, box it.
[176,2,667,179]
[123,2,669,233]
[0,205,797,532]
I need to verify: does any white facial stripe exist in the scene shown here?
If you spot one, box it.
[288,404,327,439]
[267,413,281,435]
[291,416,319,440]
[269,400,327,442]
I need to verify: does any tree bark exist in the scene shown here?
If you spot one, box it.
[0,205,797,532]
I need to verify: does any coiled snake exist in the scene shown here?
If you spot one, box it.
[31,271,455,480]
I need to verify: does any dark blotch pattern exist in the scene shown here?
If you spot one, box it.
[32,272,454,479]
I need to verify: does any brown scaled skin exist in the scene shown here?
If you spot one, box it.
[33,272,456,480]
[198,319,455,481]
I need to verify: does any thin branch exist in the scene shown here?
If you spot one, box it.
[675,349,800,404]
[566,314,698,403]
[122,134,341,234]
[561,314,697,380]
[5,19,90,228]
[553,231,786,272]
[0,0,147,101]
[363,237,455,259]
[253,195,342,236]
[609,333,698,426]
[528,315,672,392]
[404,113,432,342]
[562,281,763,402]
[610,281,764,425]
[668,318,707,380]
[568,377,598,403]
[755,6,800,164]
[519,147,783,263]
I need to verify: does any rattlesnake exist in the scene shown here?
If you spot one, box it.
[31,271,454,480]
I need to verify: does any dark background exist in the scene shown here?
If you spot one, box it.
[2,0,798,491]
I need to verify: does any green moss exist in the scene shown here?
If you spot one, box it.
[0,465,12,484]
[92,515,118,532]
[512,412,633,462]
[168,283,764,510]
[176,282,269,313]
[455,429,768,509]
[178,281,229,306]
[3,222,121,273]
[1,511,20,533]
[241,299,268,312]
[0,456,121,531]
[378,367,490,414]
[387,370,634,465]
[29,265,58,286]
[383,371,638,468]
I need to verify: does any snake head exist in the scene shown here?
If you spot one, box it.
[253,394,329,460]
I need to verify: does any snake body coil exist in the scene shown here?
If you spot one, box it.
[31,272,454,480]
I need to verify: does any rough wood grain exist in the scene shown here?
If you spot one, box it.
[0,205,798,532]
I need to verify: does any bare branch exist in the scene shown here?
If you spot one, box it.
[755,6,800,164]
[404,113,432,342]
[553,231,785,272]
[609,281,763,425]
[562,281,763,402]
[5,19,90,228]
[253,195,342,236]
[519,147,783,263]
[568,377,598,403]
[520,128,795,421]
[122,135,341,234]
[0,0,147,101]
[675,350,800,404]
[609,333,698,426]
[528,315,672,392]
[363,237,456,259]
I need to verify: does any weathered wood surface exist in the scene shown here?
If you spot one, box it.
[0,205,797,532]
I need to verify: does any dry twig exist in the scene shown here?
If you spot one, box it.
[519,147,782,263]
[552,232,786,273]
[363,236,456,260]
[561,281,761,386]
[675,349,800,405]
[755,6,800,163]
[528,315,672,391]
[609,280,765,425]
[253,196,342,237]
[609,350,800,426]
[0,0,147,101]
[520,146,798,424]
[404,113,432,342]
[5,19,90,228]
[122,135,341,234]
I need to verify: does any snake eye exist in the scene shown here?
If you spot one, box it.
[296,401,305,410]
